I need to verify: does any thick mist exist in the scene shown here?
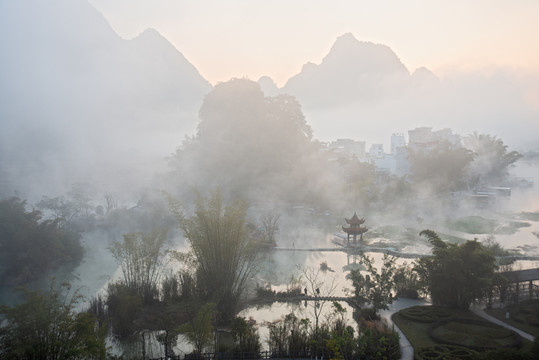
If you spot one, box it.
[0,0,211,202]
[1,0,539,299]
[2,2,537,205]
[2,3,539,359]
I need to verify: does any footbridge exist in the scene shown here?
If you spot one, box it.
[496,268,539,303]
[251,295,363,308]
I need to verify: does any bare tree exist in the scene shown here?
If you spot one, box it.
[103,193,117,215]
[300,266,338,334]
[260,211,280,245]
[67,182,95,225]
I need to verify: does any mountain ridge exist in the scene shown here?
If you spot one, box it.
[278,33,415,108]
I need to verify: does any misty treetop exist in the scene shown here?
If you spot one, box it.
[403,132,521,204]
[408,140,475,192]
[463,132,522,188]
[166,77,524,214]
[167,78,336,206]
[0,197,83,286]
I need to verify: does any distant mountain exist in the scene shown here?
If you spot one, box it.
[0,0,212,199]
[271,33,539,152]
[257,76,280,97]
[281,33,413,108]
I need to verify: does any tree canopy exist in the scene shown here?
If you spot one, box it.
[168,78,334,206]
[178,302,216,355]
[408,141,475,193]
[414,230,498,309]
[0,281,107,359]
[463,132,522,187]
[0,197,83,285]
[346,254,396,316]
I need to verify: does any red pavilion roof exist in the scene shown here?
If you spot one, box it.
[345,212,365,225]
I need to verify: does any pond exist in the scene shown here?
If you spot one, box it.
[238,242,414,352]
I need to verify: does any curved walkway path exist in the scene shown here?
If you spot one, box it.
[379,298,431,360]
[470,302,535,342]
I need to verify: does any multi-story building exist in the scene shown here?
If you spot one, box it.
[369,144,384,158]
[408,127,461,151]
[328,139,366,159]
[390,133,406,154]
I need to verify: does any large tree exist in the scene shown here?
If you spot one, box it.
[300,266,338,334]
[168,78,334,205]
[414,229,498,309]
[171,189,262,322]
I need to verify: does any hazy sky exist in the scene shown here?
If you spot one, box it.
[88,0,539,86]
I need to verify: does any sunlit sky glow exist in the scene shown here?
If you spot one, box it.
[88,0,539,86]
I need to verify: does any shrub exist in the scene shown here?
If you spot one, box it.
[428,318,522,351]
[513,299,539,326]
[357,319,401,360]
[399,306,453,323]
[105,282,143,338]
[415,344,478,360]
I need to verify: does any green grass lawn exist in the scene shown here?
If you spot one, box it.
[392,312,436,349]
[430,320,518,348]
[485,300,539,339]
[392,306,480,349]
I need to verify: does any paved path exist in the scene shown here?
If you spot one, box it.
[470,302,535,342]
[379,298,431,360]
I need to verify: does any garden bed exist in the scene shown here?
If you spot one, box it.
[400,306,453,323]
[393,305,530,359]
[428,318,522,350]
[414,344,478,360]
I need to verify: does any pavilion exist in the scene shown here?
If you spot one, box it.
[342,212,368,247]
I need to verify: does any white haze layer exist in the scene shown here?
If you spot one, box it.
[1,1,538,202]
